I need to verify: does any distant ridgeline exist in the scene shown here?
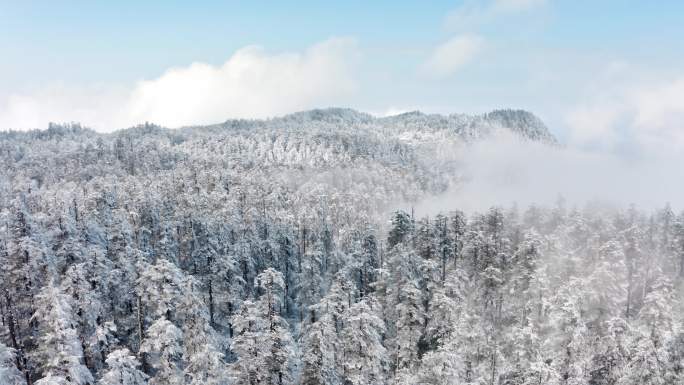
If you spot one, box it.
[0,108,557,226]
[199,107,557,145]
[0,107,556,192]
[1,107,557,143]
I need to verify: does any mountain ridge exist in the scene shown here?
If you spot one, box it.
[200,107,558,145]
[0,107,557,145]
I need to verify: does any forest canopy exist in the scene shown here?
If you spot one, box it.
[1,109,682,385]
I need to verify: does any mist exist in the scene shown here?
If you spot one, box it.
[415,130,684,215]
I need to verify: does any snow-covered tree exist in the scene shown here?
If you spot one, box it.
[32,283,93,385]
[231,269,295,385]
[0,342,24,385]
[97,349,147,385]
[177,278,229,385]
[340,298,388,385]
[140,319,183,385]
[300,314,341,385]
[2,112,684,385]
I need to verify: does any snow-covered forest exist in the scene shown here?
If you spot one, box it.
[1,108,682,384]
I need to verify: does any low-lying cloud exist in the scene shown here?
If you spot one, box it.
[412,72,684,215]
[0,38,359,132]
[0,83,130,132]
[126,38,359,128]
[416,130,683,216]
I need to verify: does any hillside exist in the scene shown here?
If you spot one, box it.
[0,108,556,229]
[4,109,683,385]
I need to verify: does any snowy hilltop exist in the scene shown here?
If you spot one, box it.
[192,107,557,145]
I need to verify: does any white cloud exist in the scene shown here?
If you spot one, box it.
[422,35,484,78]
[632,78,684,131]
[0,38,360,132]
[126,37,359,127]
[565,102,625,147]
[566,76,684,153]
[0,84,129,132]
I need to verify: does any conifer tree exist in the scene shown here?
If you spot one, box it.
[32,283,93,385]
[97,349,148,385]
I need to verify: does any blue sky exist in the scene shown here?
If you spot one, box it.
[1,0,683,149]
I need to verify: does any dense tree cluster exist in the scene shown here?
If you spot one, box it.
[1,109,679,384]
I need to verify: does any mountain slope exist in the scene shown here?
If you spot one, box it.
[192,107,557,145]
[0,108,557,212]
[6,108,684,385]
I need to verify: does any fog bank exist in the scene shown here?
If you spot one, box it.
[415,131,683,215]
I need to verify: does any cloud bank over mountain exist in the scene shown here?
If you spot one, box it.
[126,38,359,128]
[0,38,359,131]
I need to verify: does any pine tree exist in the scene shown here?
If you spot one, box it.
[231,269,295,385]
[89,322,119,374]
[416,341,465,385]
[585,240,627,324]
[424,267,468,351]
[548,278,591,385]
[32,283,93,385]
[97,349,148,385]
[139,318,183,385]
[392,281,424,380]
[627,272,677,385]
[177,278,229,385]
[300,274,354,385]
[298,240,325,323]
[588,317,629,385]
[340,298,388,385]
[377,242,425,378]
[61,262,105,371]
[0,342,24,385]
[1,203,45,384]
[388,211,412,249]
[300,314,341,385]
[136,259,185,322]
